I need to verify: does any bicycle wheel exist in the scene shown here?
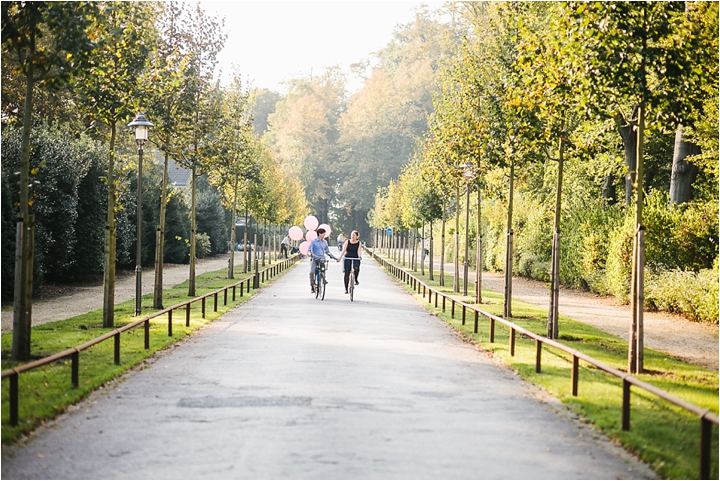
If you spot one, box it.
[315,269,321,299]
[349,269,354,301]
[320,271,326,300]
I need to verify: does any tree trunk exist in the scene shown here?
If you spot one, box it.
[103,123,118,328]
[12,67,35,361]
[243,208,248,273]
[273,224,277,262]
[670,125,700,205]
[454,185,460,293]
[188,166,197,297]
[504,156,515,318]
[548,136,565,340]
[615,108,638,206]
[228,176,238,279]
[428,221,434,281]
[420,223,425,276]
[602,174,616,206]
[475,187,482,304]
[412,227,417,271]
[440,197,446,287]
[262,220,267,267]
[12,217,34,362]
[629,101,646,374]
[153,150,170,309]
[253,232,259,288]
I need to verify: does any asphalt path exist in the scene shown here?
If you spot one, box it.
[1,258,656,479]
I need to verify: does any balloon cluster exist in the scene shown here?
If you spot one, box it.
[288,215,332,255]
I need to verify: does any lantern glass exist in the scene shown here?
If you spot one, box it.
[135,125,149,142]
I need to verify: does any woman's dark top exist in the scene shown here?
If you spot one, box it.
[346,240,360,259]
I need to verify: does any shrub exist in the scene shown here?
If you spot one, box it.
[195,175,229,255]
[604,213,635,303]
[153,173,191,266]
[483,198,508,272]
[196,232,211,259]
[513,195,552,281]
[643,191,718,271]
[645,263,719,324]
[71,137,107,279]
[561,199,625,293]
[1,124,109,294]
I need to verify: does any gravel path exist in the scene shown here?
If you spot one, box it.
[481,271,718,371]
[1,253,250,333]
[2,252,717,371]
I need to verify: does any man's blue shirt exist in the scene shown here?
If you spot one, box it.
[309,238,335,259]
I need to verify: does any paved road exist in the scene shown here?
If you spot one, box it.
[2,258,656,479]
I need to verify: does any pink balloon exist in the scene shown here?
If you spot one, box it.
[305,229,317,242]
[288,226,303,241]
[299,241,310,255]
[304,215,319,231]
[318,223,332,236]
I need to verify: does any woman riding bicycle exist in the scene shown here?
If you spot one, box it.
[308,228,338,293]
[338,230,362,294]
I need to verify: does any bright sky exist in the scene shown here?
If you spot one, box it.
[199,1,439,94]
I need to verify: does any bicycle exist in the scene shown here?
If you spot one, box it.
[344,257,361,302]
[313,256,328,300]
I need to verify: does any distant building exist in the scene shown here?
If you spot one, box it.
[153,150,191,188]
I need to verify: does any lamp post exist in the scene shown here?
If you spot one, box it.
[462,162,474,297]
[128,113,153,316]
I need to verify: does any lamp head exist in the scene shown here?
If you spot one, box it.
[128,113,153,144]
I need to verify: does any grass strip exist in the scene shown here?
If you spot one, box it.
[378,256,718,480]
[1,260,296,444]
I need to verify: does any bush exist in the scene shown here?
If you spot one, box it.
[645,264,719,324]
[1,124,109,296]
[72,137,107,279]
[195,175,229,255]
[561,199,625,293]
[513,195,552,281]
[195,232,211,259]
[163,191,191,264]
[483,198,508,272]
[643,191,718,271]
[604,213,635,303]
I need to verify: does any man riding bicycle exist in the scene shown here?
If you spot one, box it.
[309,227,338,293]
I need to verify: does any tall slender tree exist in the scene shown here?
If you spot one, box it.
[76,1,159,328]
[564,1,711,373]
[210,72,259,279]
[169,4,225,297]
[145,1,196,308]
[2,1,96,359]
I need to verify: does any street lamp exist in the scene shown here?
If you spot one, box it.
[462,162,474,297]
[128,113,153,316]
